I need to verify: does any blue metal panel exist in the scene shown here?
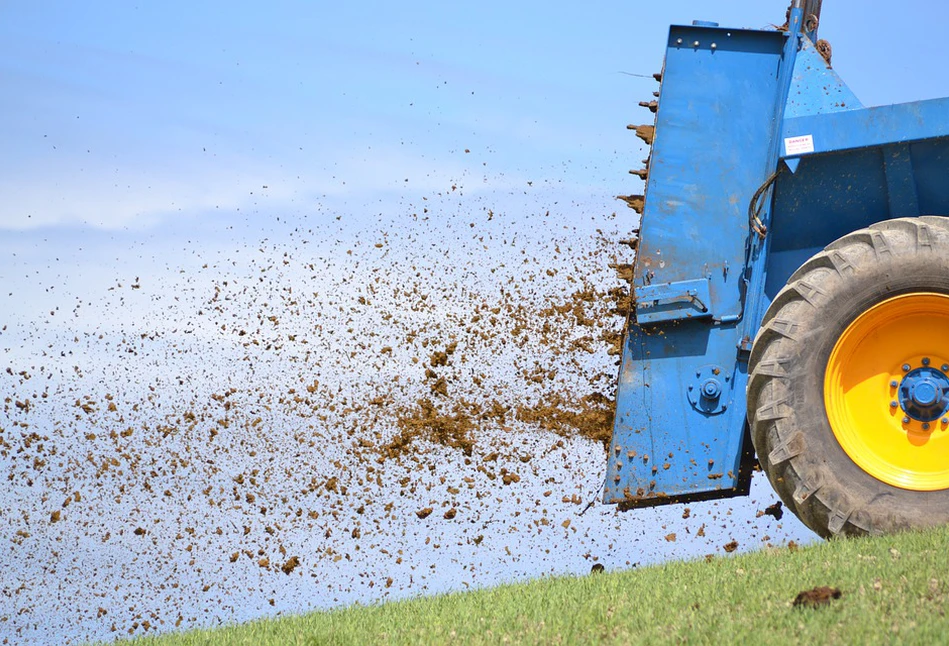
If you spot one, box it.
[785,37,862,119]
[632,26,787,320]
[605,23,795,505]
[607,321,752,504]
[782,98,949,158]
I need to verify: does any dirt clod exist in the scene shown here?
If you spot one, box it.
[793,586,842,609]
[764,501,783,520]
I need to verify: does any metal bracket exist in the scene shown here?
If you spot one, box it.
[687,365,731,415]
[635,278,712,324]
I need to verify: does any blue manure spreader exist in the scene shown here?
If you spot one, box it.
[605,0,949,537]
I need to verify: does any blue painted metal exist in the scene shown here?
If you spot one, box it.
[782,99,949,157]
[605,6,949,507]
[899,366,949,422]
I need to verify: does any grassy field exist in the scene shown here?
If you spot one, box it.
[116,524,949,645]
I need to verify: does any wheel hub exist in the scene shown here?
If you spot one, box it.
[898,365,949,423]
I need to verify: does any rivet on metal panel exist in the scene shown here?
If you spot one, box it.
[710,43,717,50]
[676,38,683,45]
[692,41,700,47]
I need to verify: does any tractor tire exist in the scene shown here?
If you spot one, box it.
[748,216,949,538]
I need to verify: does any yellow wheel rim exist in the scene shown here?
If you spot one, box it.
[825,293,949,491]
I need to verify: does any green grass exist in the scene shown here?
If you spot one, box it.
[116,525,949,645]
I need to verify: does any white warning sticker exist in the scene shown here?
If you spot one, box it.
[784,134,815,156]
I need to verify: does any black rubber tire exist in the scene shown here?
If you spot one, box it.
[748,216,949,538]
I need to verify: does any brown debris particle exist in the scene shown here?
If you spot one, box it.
[281,556,300,575]
[415,507,433,520]
[793,586,842,609]
[387,399,475,459]
[764,501,783,520]
[722,540,738,553]
[514,392,613,448]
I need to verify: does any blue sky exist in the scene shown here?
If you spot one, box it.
[3,2,949,644]
[3,1,947,232]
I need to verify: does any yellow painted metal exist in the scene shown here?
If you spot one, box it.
[825,293,949,491]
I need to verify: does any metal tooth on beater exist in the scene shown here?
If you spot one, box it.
[625,124,655,146]
[616,195,645,214]
[653,72,662,82]
[639,100,658,113]
[628,168,648,180]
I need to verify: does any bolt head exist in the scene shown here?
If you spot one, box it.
[943,418,948,425]
[890,380,899,388]
[942,364,948,373]
[903,364,912,372]
[710,43,717,49]
[890,401,898,408]
[923,423,931,431]
[923,357,931,366]
[693,40,700,47]
[903,416,911,424]
[676,38,683,45]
